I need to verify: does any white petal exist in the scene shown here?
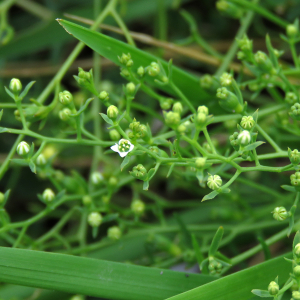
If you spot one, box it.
[119,151,129,158]
[128,143,134,152]
[110,144,119,152]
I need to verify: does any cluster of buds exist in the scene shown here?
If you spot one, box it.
[199,74,219,93]
[288,148,300,166]
[131,199,145,216]
[285,92,298,105]
[291,172,300,190]
[220,72,233,86]
[229,130,251,151]
[128,119,147,140]
[208,259,222,275]
[216,0,243,19]
[160,98,173,110]
[254,51,274,74]
[118,53,133,67]
[216,87,243,113]
[164,111,181,128]
[272,206,288,221]
[236,34,253,61]
[290,103,300,120]
[207,174,222,190]
[195,105,209,127]
[130,164,148,181]
[73,68,98,96]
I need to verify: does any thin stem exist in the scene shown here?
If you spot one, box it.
[256,124,281,152]
[203,127,216,154]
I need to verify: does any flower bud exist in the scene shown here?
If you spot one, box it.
[208,260,222,275]
[199,74,219,92]
[99,91,109,101]
[91,172,104,185]
[82,195,92,206]
[126,82,136,95]
[160,98,172,110]
[291,103,300,120]
[177,124,186,133]
[131,199,145,215]
[293,291,300,300]
[238,130,251,146]
[9,78,22,95]
[216,87,243,113]
[237,34,252,52]
[36,154,47,166]
[59,91,73,105]
[254,51,273,72]
[288,148,300,165]
[216,0,243,19]
[120,68,130,78]
[147,62,160,77]
[196,112,207,125]
[268,281,279,295]
[42,188,55,202]
[207,174,222,190]
[17,141,30,156]
[220,72,233,86]
[130,164,148,181]
[107,226,122,240]
[287,24,298,37]
[285,92,298,105]
[59,108,72,121]
[172,102,183,114]
[137,66,145,77]
[294,243,300,257]
[88,212,102,227]
[109,129,121,141]
[0,192,5,204]
[107,105,119,120]
[70,295,84,300]
[102,195,110,204]
[197,105,209,115]
[272,206,288,221]
[291,172,300,188]
[294,265,300,277]
[240,116,255,130]
[195,157,206,169]
[164,111,181,126]
[118,53,132,65]
[78,67,92,81]
[108,176,118,186]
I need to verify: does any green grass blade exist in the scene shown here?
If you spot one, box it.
[57,19,209,103]
[166,253,292,300]
[0,247,214,300]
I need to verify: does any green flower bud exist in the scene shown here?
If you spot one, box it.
[207,174,222,190]
[197,105,209,115]
[88,212,102,227]
[272,206,288,221]
[108,176,118,186]
[164,111,181,126]
[294,265,300,277]
[288,148,300,165]
[147,62,160,77]
[9,78,22,94]
[238,130,251,146]
[254,51,273,72]
[70,295,84,300]
[82,195,92,206]
[0,192,5,204]
[36,154,46,166]
[109,129,121,141]
[285,92,298,105]
[172,102,183,114]
[107,105,119,120]
[240,116,255,130]
[208,259,222,275]
[237,34,252,52]
[42,188,55,202]
[118,53,132,65]
[59,91,73,105]
[130,164,148,181]
[131,199,145,215]
[291,103,300,120]
[59,108,72,121]
[268,281,279,295]
[102,195,110,204]
[137,66,145,77]
[216,0,243,19]
[196,112,207,125]
[287,24,298,37]
[295,243,300,258]
[237,51,245,60]
[177,124,186,133]
[17,141,30,156]
[200,74,219,92]
[91,171,104,185]
[169,244,182,257]
[293,291,300,300]
[107,226,122,240]
[78,68,92,81]
[195,157,206,169]
[99,91,109,101]
[126,82,136,95]
[120,68,130,78]
[216,87,243,113]
[160,98,173,110]
[220,72,233,86]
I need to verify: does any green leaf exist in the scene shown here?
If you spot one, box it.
[174,213,192,248]
[4,86,15,100]
[257,236,271,260]
[251,289,272,297]
[120,155,131,171]
[99,113,114,125]
[191,234,206,273]
[0,247,214,300]
[293,231,300,248]
[243,141,265,152]
[165,253,292,300]
[143,180,149,190]
[202,190,219,202]
[19,81,36,100]
[281,185,297,192]
[288,205,296,237]
[71,98,94,116]
[57,20,208,103]
[0,110,3,122]
[252,109,259,124]
[266,34,278,69]
[209,226,224,257]
[10,159,28,166]
[28,161,36,174]
[167,164,175,178]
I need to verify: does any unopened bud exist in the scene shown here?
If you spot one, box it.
[240,116,255,130]
[272,206,288,221]
[131,199,145,215]
[82,195,92,206]
[9,78,22,94]
[287,24,298,37]
[164,111,181,126]
[42,188,55,202]
[197,105,209,115]
[126,82,136,95]
[59,91,73,105]
[294,265,300,277]
[207,174,222,190]
[107,105,119,120]
[91,172,104,185]
[147,62,160,77]
[160,98,172,110]
[285,92,298,105]
[268,281,279,296]
[172,102,183,114]
[107,226,122,240]
[109,129,121,141]
[36,154,47,166]
[0,192,5,204]
[88,212,102,227]
[195,157,206,169]
[99,91,109,101]
[288,148,300,165]
[293,291,300,300]
[137,66,145,77]
[59,108,72,121]
[294,243,300,257]
[17,141,30,156]
[238,130,251,146]
[220,72,233,86]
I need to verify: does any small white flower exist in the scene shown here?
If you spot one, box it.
[110,139,134,157]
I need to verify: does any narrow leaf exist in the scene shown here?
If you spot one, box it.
[209,226,224,257]
[143,180,149,190]
[28,161,36,174]
[257,237,271,261]
[281,185,297,192]
[251,289,272,297]
[120,155,131,171]
[174,213,192,249]
[293,231,300,248]
[191,234,206,273]
[19,81,36,100]
[99,113,114,125]
[243,141,265,152]
[202,190,219,202]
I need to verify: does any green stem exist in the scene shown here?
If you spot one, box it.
[255,124,281,152]
[203,127,216,154]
